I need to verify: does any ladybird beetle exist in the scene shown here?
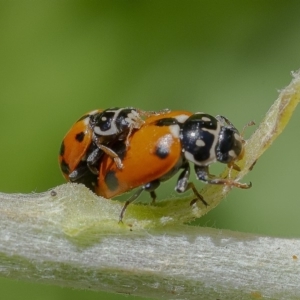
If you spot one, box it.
[96,111,251,220]
[59,107,145,187]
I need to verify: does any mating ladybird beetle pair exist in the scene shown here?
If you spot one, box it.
[59,107,146,190]
[59,108,251,221]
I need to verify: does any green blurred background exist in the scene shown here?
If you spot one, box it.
[1,1,300,299]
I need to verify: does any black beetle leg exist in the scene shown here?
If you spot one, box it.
[175,162,208,206]
[86,147,102,175]
[119,188,144,223]
[69,164,89,181]
[195,165,251,189]
[119,180,160,222]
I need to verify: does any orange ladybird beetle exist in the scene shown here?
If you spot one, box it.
[59,107,145,189]
[96,111,251,220]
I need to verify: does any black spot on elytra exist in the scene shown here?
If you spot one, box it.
[75,131,85,142]
[60,159,70,175]
[155,143,170,159]
[59,142,65,156]
[104,171,119,192]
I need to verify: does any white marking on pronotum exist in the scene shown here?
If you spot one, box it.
[195,139,205,147]
[169,124,180,138]
[82,117,89,126]
[169,113,190,138]
[184,150,217,167]
[201,116,212,122]
[174,114,190,124]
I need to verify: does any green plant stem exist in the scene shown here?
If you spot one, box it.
[0,184,300,300]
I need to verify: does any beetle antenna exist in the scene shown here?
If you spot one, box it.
[241,120,255,139]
